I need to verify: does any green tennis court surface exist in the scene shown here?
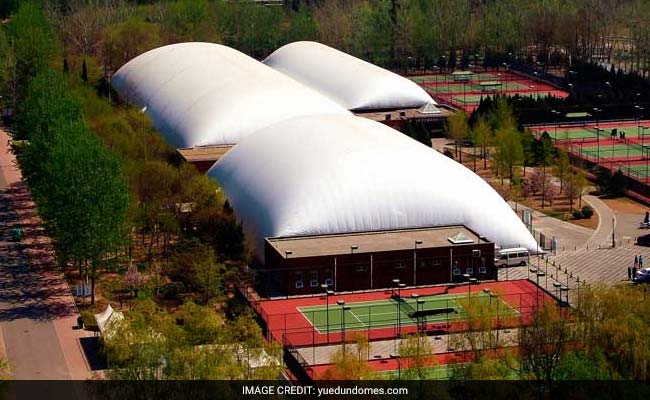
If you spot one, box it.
[577,144,648,159]
[618,164,650,177]
[410,73,506,83]
[378,364,457,380]
[298,292,518,333]
[542,127,606,140]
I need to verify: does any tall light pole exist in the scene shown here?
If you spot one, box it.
[337,300,348,350]
[322,284,333,343]
[392,278,401,337]
[414,239,422,285]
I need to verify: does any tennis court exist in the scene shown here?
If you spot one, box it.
[530,120,650,143]
[298,291,519,333]
[575,143,648,160]
[258,279,552,348]
[377,363,457,380]
[410,70,569,112]
[617,163,650,179]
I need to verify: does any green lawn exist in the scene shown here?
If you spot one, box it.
[298,292,518,333]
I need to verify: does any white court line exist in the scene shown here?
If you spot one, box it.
[347,309,366,328]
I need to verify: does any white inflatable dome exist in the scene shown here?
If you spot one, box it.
[264,41,435,111]
[209,115,537,258]
[111,42,349,148]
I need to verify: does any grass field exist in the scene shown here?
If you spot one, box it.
[298,292,519,333]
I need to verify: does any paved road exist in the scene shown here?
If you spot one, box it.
[0,127,92,380]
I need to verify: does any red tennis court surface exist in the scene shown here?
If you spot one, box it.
[257,279,554,348]
[409,71,569,112]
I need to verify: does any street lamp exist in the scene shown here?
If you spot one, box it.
[414,240,422,286]
[322,284,334,343]
[530,267,545,310]
[392,279,401,336]
[411,293,420,332]
[337,300,348,347]
[463,273,471,302]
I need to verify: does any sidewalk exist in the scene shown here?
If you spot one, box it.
[0,125,93,380]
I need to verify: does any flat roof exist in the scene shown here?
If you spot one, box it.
[355,106,451,122]
[267,225,490,259]
[177,145,233,163]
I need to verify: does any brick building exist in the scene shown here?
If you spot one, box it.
[261,226,495,296]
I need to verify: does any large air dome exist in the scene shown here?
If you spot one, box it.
[264,41,435,111]
[111,42,349,148]
[209,115,537,258]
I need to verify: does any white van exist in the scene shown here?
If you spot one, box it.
[495,247,529,267]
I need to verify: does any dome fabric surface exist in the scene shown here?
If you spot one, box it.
[111,42,350,148]
[209,115,537,257]
[264,41,435,111]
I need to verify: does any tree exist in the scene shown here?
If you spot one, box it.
[398,333,435,380]
[176,301,224,346]
[124,263,144,300]
[493,126,524,187]
[537,132,555,208]
[543,179,559,207]
[81,58,88,82]
[192,251,229,304]
[518,304,572,386]
[104,18,161,71]
[446,111,470,162]
[554,150,570,192]
[163,0,220,43]
[322,345,374,380]
[19,70,130,305]
[0,29,17,113]
[5,1,58,102]
[472,116,492,170]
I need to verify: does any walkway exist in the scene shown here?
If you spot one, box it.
[507,200,593,252]
[0,126,93,380]
[582,194,616,250]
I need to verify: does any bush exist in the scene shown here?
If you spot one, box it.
[572,209,584,219]
[581,206,594,218]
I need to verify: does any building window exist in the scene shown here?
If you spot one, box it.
[310,271,319,287]
[324,270,333,286]
[356,265,368,272]
[453,268,461,276]
[466,267,474,274]
[295,272,303,289]
[479,266,487,274]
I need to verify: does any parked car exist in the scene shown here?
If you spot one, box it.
[637,234,650,246]
[634,267,650,283]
